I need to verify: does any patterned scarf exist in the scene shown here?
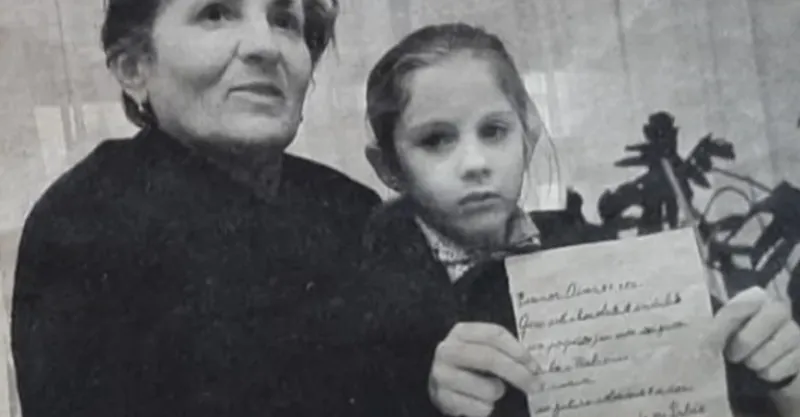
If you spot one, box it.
[416,209,541,282]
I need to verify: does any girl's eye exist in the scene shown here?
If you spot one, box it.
[198,3,234,24]
[419,132,453,150]
[271,10,302,32]
[480,122,509,140]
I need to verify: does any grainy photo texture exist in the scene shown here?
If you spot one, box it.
[3,1,800,417]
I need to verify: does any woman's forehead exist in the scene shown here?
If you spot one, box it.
[160,0,305,13]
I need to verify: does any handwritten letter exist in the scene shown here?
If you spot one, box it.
[506,228,732,417]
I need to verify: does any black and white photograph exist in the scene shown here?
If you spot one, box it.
[2,1,800,416]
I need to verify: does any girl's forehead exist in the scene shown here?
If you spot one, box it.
[400,57,517,128]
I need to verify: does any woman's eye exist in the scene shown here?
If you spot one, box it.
[198,3,234,23]
[271,10,301,32]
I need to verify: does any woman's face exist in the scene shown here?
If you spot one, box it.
[143,0,313,150]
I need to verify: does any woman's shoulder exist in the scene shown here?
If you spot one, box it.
[283,153,381,210]
[283,153,378,197]
[362,197,415,240]
[22,134,149,242]
[360,198,435,263]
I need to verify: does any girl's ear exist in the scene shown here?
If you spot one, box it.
[109,52,151,106]
[365,143,405,192]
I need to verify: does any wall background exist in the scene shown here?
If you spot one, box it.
[2,1,800,415]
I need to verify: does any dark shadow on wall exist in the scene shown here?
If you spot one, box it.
[565,111,800,314]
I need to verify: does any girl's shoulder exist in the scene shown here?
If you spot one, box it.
[362,202,616,255]
[359,197,455,283]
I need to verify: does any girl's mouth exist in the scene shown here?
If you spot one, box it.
[459,191,504,209]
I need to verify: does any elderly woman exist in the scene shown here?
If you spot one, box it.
[11,0,383,416]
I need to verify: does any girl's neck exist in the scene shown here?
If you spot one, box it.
[410,200,539,254]
[454,225,509,252]
[417,213,512,253]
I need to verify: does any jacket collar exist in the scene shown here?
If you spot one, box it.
[414,207,541,282]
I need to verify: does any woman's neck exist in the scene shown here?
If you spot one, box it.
[208,145,284,199]
[175,134,285,199]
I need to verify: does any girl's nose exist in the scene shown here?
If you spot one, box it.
[236,16,282,67]
[459,138,491,181]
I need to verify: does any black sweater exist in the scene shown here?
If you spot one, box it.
[12,127,383,417]
[360,199,778,417]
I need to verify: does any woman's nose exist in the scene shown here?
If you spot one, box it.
[236,17,282,66]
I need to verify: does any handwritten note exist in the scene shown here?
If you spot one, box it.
[505,228,732,417]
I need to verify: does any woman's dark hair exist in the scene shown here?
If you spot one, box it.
[365,23,538,167]
[101,0,339,128]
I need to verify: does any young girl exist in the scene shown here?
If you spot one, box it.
[360,23,800,417]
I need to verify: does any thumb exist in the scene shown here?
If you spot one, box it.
[707,287,768,352]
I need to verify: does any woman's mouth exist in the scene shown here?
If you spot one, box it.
[230,82,286,106]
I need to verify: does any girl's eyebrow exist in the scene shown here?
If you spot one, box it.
[192,0,240,12]
[482,110,517,121]
[404,120,453,137]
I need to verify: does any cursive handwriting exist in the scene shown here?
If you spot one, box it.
[639,321,688,338]
[518,313,546,339]
[533,384,695,417]
[517,281,641,307]
[527,320,689,354]
[536,333,613,354]
[508,229,729,417]
[530,377,595,394]
[546,292,682,328]
[639,400,707,417]
[574,352,629,370]
[532,352,630,376]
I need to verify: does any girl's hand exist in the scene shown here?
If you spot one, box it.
[428,322,538,417]
[710,287,800,385]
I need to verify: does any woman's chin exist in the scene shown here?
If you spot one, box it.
[217,116,298,149]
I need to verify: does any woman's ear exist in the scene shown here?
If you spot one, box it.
[365,143,405,192]
[109,52,151,106]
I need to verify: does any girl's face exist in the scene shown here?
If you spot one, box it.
[393,54,528,248]
[142,0,312,150]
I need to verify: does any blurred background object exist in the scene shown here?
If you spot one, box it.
[3,1,800,415]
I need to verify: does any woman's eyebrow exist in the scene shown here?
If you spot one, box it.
[270,0,305,22]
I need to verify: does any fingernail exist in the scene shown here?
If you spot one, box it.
[769,375,797,391]
[527,360,542,375]
[528,380,542,394]
[521,349,534,361]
